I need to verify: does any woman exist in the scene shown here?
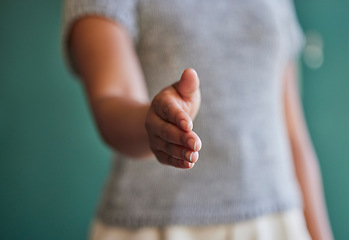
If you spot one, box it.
[62,0,333,239]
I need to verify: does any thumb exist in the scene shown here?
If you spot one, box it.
[173,68,200,100]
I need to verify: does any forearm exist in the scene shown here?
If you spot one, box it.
[68,17,201,168]
[284,63,333,240]
[68,17,153,158]
[91,95,152,159]
[291,136,334,240]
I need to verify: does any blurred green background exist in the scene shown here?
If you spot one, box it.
[0,0,348,239]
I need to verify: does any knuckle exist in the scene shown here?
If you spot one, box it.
[181,148,187,160]
[162,103,173,120]
[178,160,187,168]
[161,123,169,140]
[182,160,188,168]
[165,142,172,155]
[175,111,185,125]
[171,158,180,168]
[180,133,187,146]
[165,154,173,166]
[152,95,161,107]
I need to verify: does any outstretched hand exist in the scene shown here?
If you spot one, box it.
[145,69,202,169]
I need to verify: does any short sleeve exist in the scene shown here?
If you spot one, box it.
[285,0,305,60]
[61,0,139,74]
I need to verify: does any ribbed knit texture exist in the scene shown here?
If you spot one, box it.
[63,0,305,228]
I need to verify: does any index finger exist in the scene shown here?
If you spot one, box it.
[152,95,193,132]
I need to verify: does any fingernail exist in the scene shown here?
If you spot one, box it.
[195,140,202,151]
[188,139,196,151]
[189,68,198,77]
[185,151,198,163]
[185,151,193,162]
[192,152,199,162]
[187,120,193,131]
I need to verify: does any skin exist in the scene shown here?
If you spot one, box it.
[68,16,333,239]
[284,65,334,240]
[69,16,201,169]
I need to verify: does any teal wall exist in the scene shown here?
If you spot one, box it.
[1,0,348,239]
[0,1,110,239]
[295,1,349,239]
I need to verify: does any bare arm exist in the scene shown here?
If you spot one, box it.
[283,63,334,240]
[69,16,152,158]
[68,17,201,167]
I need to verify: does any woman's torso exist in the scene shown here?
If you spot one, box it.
[64,0,305,228]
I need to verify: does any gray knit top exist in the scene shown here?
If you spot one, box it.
[62,0,305,228]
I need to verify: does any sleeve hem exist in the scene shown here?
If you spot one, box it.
[61,2,139,75]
